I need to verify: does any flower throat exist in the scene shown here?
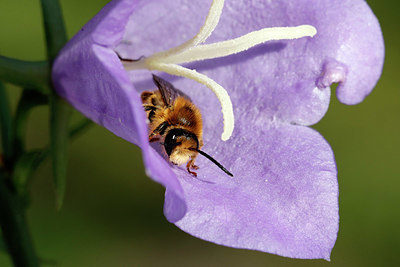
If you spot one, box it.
[119,0,317,141]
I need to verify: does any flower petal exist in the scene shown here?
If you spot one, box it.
[118,0,383,126]
[169,125,338,260]
[52,0,187,222]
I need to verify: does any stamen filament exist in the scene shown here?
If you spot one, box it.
[146,62,234,141]
[151,0,225,61]
[161,25,317,64]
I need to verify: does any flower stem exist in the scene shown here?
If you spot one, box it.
[0,56,50,95]
[0,82,14,168]
[69,118,93,138]
[40,0,68,62]
[0,169,39,267]
[14,90,48,159]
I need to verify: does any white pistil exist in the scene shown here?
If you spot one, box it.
[122,0,317,141]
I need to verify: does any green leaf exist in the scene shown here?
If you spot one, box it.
[12,150,48,197]
[0,82,14,165]
[50,96,71,209]
[40,0,67,61]
[0,56,50,94]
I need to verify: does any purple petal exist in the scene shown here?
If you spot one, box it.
[52,0,187,222]
[118,0,384,125]
[169,125,338,260]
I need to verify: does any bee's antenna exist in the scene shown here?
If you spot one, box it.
[189,148,233,177]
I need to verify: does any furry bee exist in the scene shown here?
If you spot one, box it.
[141,74,233,177]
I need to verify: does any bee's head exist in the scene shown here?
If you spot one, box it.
[163,128,233,177]
[164,128,199,165]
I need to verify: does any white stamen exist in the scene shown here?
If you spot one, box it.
[121,0,317,141]
[151,0,225,61]
[161,25,317,65]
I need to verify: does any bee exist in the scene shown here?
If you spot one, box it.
[141,74,233,177]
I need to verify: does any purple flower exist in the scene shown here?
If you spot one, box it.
[52,0,384,260]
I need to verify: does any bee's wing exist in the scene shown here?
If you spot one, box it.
[152,74,191,107]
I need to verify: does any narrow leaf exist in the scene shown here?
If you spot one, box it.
[40,0,70,210]
[50,96,71,209]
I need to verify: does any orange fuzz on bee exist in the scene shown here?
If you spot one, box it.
[141,74,233,177]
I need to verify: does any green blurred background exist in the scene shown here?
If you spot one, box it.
[0,0,399,266]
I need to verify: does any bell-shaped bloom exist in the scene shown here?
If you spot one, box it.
[52,0,384,260]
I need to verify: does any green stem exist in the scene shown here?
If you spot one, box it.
[0,56,50,94]
[0,82,14,168]
[0,170,39,267]
[40,0,68,62]
[69,118,92,138]
[0,230,6,252]
[13,150,47,197]
[14,90,48,158]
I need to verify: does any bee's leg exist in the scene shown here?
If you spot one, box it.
[149,134,161,143]
[191,164,199,170]
[186,159,198,177]
[186,164,198,177]
[149,121,168,142]
[189,157,199,170]
[148,127,161,142]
